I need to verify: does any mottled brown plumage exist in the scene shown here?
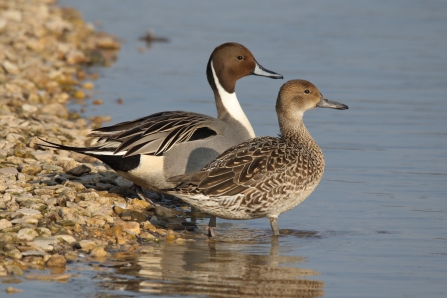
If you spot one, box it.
[167,79,348,236]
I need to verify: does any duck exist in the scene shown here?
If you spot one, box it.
[40,43,283,196]
[165,79,348,236]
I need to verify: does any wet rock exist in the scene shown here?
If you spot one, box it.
[5,287,22,294]
[46,255,66,268]
[5,265,23,276]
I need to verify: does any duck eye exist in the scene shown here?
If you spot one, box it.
[237,56,243,60]
[304,89,310,94]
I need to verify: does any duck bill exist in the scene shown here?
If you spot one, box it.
[317,95,349,110]
[251,60,283,79]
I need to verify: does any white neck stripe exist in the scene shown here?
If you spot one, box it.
[211,61,255,137]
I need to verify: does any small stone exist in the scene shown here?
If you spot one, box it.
[92,99,103,105]
[120,210,147,223]
[140,232,156,241]
[77,191,99,201]
[17,228,38,242]
[5,287,22,294]
[156,229,167,237]
[5,265,23,276]
[10,217,39,225]
[16,208,43,219]
[95,35,120,49]
[58,220,76,227]
[72,89,85,99]
[66,164,91,176]
[115,220,141,235]
[21,250,47,258]
[22,104,38,113]
[40,103,68,118]
[6,249,22,260]
[29,237,58,252]
[66,50,86,64]
[2,60,20,75]
[0,167,18,175]
[90,247,109,258]
[113,206,125,215]
[82,82,94,89]
[76,240,96,251]
[0,219,12,230]
[37,227,52,237]
[115,176,133,188]
[33,151,52,161]
[0,266,7,277]
[54,234,77,245]
[64,251,78,261]
[165,230,175,242]
[20,164,41,175]
[155,205,182,218]
[46,255,66,268]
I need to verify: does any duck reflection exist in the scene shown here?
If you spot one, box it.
[97,232,324,297]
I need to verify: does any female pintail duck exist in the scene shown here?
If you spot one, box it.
[166,79,348,236]
[40,43,282,194]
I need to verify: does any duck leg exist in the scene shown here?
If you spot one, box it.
[207,216,217,237]
[269,217,280,236]
[135,185,158,206]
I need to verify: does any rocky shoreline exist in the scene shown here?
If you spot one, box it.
[0,0,198,284]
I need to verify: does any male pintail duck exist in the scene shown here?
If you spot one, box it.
[165,79,348,236]
[40,43,283,196]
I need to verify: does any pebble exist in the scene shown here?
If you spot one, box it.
[116,220,141,235]
[75,240,96,252]
[5,287,23,294]
[0,219,12,230]
[16,208,43,218]
[46,255,66,268]
[17,228,38,241]
[29,237,59,252]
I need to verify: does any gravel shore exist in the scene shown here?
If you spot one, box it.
[1,0,197,280]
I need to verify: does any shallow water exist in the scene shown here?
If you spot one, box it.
[6,0,447,297]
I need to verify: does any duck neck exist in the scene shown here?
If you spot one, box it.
[279,114,319,151]
[207,59,255,138]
